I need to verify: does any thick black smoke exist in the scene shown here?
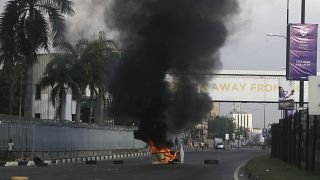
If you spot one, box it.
[107,0,238,146]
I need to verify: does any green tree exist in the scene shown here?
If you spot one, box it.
[55,40,89,122]
[39,55,73,119]
[208,115,236,140]
[0,65,24,115]
[79,40,118,124]
[0,0,74,120]
[0,18,23,115]
[0,49,23,115]
[235,127,250,140]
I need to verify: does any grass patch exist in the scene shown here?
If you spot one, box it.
[246,155,320,180]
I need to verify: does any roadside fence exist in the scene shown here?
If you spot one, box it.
[271,109,320,171]
[0,115,146,160]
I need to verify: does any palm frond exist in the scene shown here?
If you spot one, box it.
[38,4,66,44]
[0,1,19,37]
[53,0,75,15]
[34,9,50,51]
[16,11,35,65]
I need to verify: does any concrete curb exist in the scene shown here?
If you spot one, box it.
[0,152,151,167]
[234,163,247,180]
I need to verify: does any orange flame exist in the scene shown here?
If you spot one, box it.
[148,140,177,164]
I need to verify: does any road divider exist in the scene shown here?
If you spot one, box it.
[1,151,151,167]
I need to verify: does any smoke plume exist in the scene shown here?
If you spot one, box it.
[107,0,239,146]
[65,0,113,43]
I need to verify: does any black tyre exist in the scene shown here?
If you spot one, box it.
[33,157,48,167]
[113,160,124,164]
[204,159,219,164]
[86,160,97,165]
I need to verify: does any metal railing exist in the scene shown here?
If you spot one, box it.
[0,116,146,154]
[271,109,320,171]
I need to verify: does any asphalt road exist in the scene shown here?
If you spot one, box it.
[0,149,267,180]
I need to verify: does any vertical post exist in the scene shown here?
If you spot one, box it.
[301,0,305,24]
[263,104,266,129]
[299,0,305,108]
[32,124,35,158]
[298,111,302,169]
[263,104,266,149]
[305,111,310,170]
[271,124,274,158]
[19,71,23,121]
[287,0,290,25]
[285,0,290,117]
[288,116,292,163]
[288,0,290,80]
[311,116,317,170]
[293,113,297,164]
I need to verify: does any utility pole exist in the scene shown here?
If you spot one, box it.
[299,0,305,108]
[287,0,290,25]
[285,0,290,117]
[263,104,266,129]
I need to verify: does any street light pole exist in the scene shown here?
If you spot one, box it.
[263,104,266,129]
[285,0,290,117]
[299,0,305,108]
[259,103,267,149]
[287,0,290,25]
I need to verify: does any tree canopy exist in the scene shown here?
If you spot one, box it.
[207,115,236,140]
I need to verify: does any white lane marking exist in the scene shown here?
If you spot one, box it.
[234,162,246,180]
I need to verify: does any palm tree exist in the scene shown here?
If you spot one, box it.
[80,40,118,124]
[0,0,74,120]
[95,39,118,125]
[0,37,23,115]
[56,40,89,122]
[39,39,88,121]
[80,41,106,123]
[39,55,73,120]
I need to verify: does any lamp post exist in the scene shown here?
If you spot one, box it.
[299,0,305,108]
[18,71,23,121]
[259,103,268,130]
[259,103,268,149]
[287,0,290,25]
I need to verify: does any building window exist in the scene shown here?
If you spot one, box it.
[106,98,112,106]
[72,114,76,121]
[35,113,41,119]
[35,84,41,100]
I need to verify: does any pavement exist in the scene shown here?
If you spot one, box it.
[0,149,268,180]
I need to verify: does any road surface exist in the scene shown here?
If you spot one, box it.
[0,149,267,180]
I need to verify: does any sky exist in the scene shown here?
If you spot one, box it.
[219,0,320,128]
[1,0,320,128]
[221,0,320,71]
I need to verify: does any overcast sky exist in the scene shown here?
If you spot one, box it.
[220,0,320,128]
[222,0,320,71]
[1,0,319,128]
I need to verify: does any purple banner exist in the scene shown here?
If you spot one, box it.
[287,24,318,81]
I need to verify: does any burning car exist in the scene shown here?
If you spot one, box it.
[149,140,184,164]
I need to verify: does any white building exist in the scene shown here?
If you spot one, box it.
[32,54,114,125]
[32,54,67,120]
[230,110,253,140]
